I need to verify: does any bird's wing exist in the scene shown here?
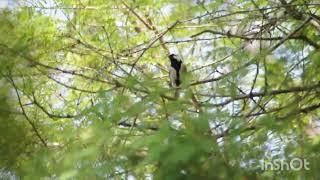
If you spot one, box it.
[168,66,177,87]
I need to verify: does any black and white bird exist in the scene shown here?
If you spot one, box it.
[168,54,187,93]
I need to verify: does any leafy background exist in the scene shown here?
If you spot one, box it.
[0,0,320,179]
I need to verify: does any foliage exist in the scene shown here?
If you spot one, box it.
[0,0,320,179]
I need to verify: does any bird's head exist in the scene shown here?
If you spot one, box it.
[169,54,182,64]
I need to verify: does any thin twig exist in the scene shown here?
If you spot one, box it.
[7,75,47,147]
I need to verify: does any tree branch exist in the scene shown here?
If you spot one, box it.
[7,75,47,147]
[200,82,320,107]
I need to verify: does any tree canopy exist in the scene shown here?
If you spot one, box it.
[1,0,320,179]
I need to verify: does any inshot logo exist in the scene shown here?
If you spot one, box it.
[261,158,310,171]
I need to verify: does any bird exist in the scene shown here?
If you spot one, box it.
[168,54,201,111]
[168,54,187,88]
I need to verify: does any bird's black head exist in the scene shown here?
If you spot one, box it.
[168,54,182,65]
